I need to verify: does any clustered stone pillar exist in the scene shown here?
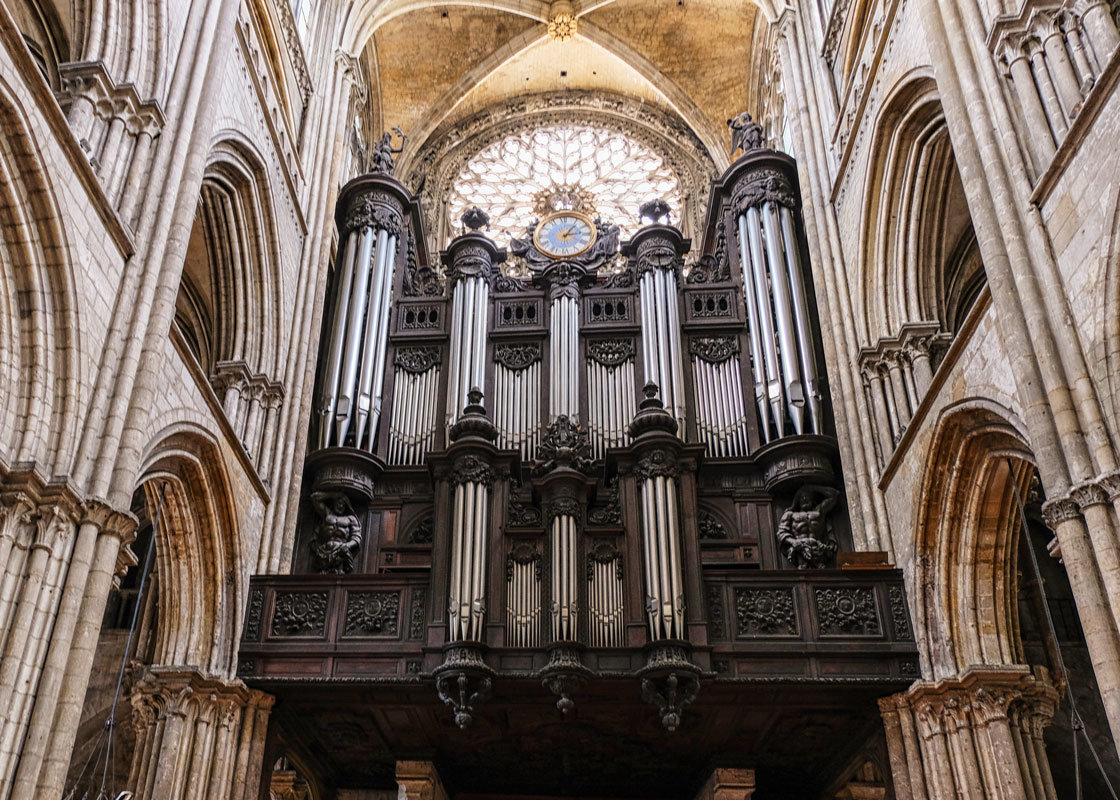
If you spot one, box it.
[127,667,274,800]
[878,667,1059,800]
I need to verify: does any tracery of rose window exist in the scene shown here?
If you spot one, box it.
[447,125,682,255]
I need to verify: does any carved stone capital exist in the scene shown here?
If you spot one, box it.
[1070,480,1109,509]
[1041,496,1081,527]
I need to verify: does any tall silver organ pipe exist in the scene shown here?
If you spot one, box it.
[732,156,823,440]
[387,347,441,466]
[442,228,506,428]
[447,457,492,642]
[317,176,407,450]
[586,339,636,458]
[548,503,580,641]
[627,225,689,431]
[493,343,542,460]
[548,290,581,421]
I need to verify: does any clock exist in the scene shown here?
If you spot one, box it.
[533,211,597,258]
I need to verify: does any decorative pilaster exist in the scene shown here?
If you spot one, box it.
[880,667,1059,800]
[126,667,274,800]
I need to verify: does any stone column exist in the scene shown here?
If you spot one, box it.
[127,667,274,800]
[881,668,1059,799]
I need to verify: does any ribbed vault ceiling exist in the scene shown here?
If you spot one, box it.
[357,0,763,168]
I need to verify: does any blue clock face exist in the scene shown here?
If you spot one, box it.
[534,213,596,258]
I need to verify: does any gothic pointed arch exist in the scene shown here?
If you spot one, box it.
[858,73,986,343]
[0,74,80,471]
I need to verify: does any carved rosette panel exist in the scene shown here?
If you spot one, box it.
[731,166,798,214]
[394,346,441,374]
[271,591,329,637]
[343,591,402,637]
[342,188,404,236]
[734,587,798,637]
[690,336,739,364]
[889,585,912,641]
[814,587,881,636]
[587,338,635,368]
[494,342,542,371]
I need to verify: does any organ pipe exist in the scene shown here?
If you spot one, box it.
[587,552,624,647]
[626,225,689,430]
[387,349,440,465]
[690,339,750,457]
[731,155,823,441]
[506,549,541,647]
[586,343,635,458]
[316,175,408,452]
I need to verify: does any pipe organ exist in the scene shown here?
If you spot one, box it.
[245,134,916,792]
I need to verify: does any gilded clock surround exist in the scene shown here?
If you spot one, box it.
[533,210,598,258]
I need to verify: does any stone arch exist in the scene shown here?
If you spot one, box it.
[1100,183,1120,435]
[6,0,71,88]
[912,399,1035,680]
[0,75,80,471]
[177,135,284,383]
[404,92,717,249]
[72,0,167,98]
[858,72,986,343]
[138,424,243,676]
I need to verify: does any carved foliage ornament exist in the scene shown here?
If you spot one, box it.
[731,167,798,214]
[633,449,680,482]
[343,591,401,636]
[533,415,593,476]
[342,189,404,236]
[402,230,442,297]
[634,236,682,278]
[394,346,441,374]
[506,542,542,579]
[815,587,881,636]
[690,336,740,364]
[686,219,730,284]
[547,494,584,523]
[494,342,541,371]
[735,587,797,636]
[587,541,623,580]
[451,455,495,487]
[588,479,622,526]
[587,338,635,367]
[507,493,542,527]
[698,510,729,540]
[271,591,329,636]
[450,243,495,280]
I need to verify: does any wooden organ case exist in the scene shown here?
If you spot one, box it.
[240,147,918,798]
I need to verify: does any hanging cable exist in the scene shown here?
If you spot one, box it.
[63,482,167,800]
[1008,459,1119,800]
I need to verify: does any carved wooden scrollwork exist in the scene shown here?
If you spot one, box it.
[494,342,542,371]
[394,346,441,374]
[689,336,740,364]
[587,338,635,367]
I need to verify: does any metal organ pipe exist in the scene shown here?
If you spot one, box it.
[317,177,407,452]
[742,207,785,438]
[779,206,823,433]
[761,203,805,434]
[635,467,685,641]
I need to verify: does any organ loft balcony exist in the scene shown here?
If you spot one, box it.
[239,128,917,798]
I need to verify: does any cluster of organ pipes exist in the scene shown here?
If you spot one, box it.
[448,475,491,642]
[638,267,687,431]
[587,553,626,647]
[506,552,542,647]
[493,360,542,460]
[691,352,750,457]
[387,362,440,465]
[549,295,581,421]
[585,354,636,458]
[638,470,687,641]
[446,273,490,427]
[317,224,399,450]
[736,200,823,441]
[550,512,581,641]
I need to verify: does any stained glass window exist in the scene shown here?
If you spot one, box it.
[447,125,682,247]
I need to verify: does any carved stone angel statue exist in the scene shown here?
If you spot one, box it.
[776,485,841,569]
[728,111,765,155]
[370,126,406,176]
[310,490,363,573]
